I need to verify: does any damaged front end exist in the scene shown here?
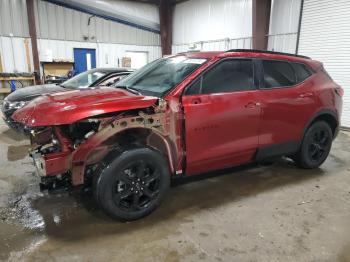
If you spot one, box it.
[29,126,76,192]
[24,99,179,193]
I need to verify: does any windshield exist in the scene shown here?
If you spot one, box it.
[61,70,107,89]
[115,56,207,96]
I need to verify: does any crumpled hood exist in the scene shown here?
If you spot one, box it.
[12,87,158,127]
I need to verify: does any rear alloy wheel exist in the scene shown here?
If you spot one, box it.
[94,147,170,221]
[294,121,333,169]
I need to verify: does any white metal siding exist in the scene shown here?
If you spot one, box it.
[0,0,161,74]
[34,0,160,46]
[173,0,252,45]
[172,37,252,54]
[267,0,301,53]
[37,39,161,68]
[0,0,29,37]
[298,0,350,127]
[267,33,298,54]
[0,0,160,45]
[0,36,33,73]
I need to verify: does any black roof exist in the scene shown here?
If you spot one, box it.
[226,49,310,59]
[87,68,134,74]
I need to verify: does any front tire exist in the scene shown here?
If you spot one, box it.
[293,121,333,169]
[93,147,170,221]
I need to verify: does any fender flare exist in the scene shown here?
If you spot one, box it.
[70,112,173,185]
[301,109,339,139]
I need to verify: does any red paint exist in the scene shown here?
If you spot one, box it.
[12,87,158,126]
[44,151,71,177]
[182,90,260,175]
[13,51,343,185]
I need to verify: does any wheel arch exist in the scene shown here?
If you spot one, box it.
[303,109,339,139]
[88,127,176,173]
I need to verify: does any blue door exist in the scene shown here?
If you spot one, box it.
[73,48,96,74]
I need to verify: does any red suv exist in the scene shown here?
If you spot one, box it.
[13,50,343,221]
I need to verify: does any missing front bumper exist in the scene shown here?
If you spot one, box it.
[32,153,46,177]
[29,148,74,193]
[29,149,72,177]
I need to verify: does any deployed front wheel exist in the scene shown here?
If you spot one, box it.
[293,121,333,169]
[93,147,170,221]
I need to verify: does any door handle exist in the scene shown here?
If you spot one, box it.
[245,101,261,108]
[299,92,314,98]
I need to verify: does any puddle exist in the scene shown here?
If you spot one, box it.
[0,129,27,144]
[0,123,349,261]
[7,145,31,161]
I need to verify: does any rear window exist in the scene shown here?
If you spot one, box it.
[291,62,313,82]
[262,60,296,88]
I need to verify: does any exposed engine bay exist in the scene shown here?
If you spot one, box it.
[27,99,178,193]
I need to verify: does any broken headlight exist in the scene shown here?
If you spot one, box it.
[5,100,29,110]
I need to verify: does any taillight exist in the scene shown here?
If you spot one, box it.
[335,86,344,97]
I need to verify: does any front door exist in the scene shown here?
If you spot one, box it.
[73,48,96,74]
[182,59,261,175]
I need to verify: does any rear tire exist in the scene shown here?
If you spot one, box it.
[293,121,333,169]
[93,147,170,221]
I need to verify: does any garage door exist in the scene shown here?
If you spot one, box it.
[298,0,350,128]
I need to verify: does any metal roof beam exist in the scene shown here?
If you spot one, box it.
[44,0,160,33]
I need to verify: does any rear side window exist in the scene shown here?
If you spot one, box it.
[201,59,255,94]
[262,60,296,88]
[291,62,313,82]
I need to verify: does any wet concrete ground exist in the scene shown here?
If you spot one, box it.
[0,118,350,262]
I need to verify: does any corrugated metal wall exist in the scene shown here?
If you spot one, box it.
[46,0,160,32]
[0,36,33,72]
[267,0,301,53]
[34,0,160,46]
[0,0,161,74]
[0,0,29,37]
[298,0,350,127]
[38,39,161,68]
[172,0,301,54]
[172,37,252,54]
[172,0,252,52]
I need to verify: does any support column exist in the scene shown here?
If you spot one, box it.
[26,0,40,81]
[252,0,271,50]
[159,0,174,56]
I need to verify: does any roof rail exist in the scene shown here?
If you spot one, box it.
[225,49,310,59]
[177,50,201,54]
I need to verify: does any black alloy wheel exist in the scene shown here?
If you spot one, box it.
[94,147,170,221]
[293,121,333,169]
[307,129,330,162]
[113,159,161,212]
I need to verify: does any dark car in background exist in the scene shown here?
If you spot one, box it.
[1,68,133,132]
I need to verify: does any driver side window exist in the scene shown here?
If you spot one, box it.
[185,59,255,95]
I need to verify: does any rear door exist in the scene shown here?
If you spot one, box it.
[182,59,261,175]
[257,59,317,158]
